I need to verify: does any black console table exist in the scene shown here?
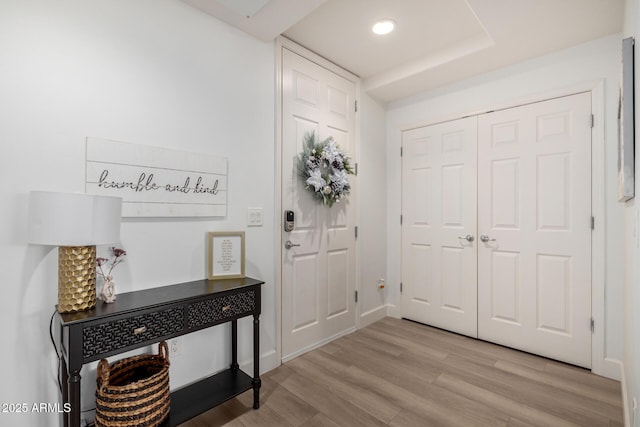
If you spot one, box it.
[56,277,263,427]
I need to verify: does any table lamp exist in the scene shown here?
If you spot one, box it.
[28,191,122,313]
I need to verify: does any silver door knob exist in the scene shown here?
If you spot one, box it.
[458,234,474,242]
[480,234,496,242]
[285,240,301,249]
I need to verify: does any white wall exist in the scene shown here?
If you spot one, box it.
[0,2,392,425]
[358,92,388,326]
[623,1,640,425]
[0,1,276,426]
[386,34,624,379]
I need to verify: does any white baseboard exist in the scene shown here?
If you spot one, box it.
[281,327,357,363]
[260,349,280,374]
[618,360,632,427]
[386,303,400,319]
[240,348,280,376]
[599,357,623,381]
[359,304,388,328]
[592,358,629,426]
[274,303,393,368]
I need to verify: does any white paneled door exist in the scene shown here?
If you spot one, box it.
[477,93,592,368]
[401,92,592,367]
[281,47,357,360]
[401,117,479,338]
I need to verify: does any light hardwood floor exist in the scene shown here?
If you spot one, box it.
[179,317,624,427]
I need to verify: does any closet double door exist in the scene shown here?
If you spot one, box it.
[401,93,592,368]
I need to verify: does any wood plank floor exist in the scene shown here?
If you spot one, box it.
[179,317,624,427]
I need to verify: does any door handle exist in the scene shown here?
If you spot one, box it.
[457,234,474,242]
[285,240,301,249]
[480,234,496,243]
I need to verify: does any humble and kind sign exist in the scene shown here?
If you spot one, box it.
[86,138,228,217]
[96,169,220,195]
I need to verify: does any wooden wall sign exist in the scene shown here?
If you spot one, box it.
[86,138,227,217]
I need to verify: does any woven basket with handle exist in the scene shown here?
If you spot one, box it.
[95,341,170,427]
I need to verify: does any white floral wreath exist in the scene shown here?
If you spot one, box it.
[297,132,354,207]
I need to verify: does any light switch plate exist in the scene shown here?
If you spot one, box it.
[248,207,264,226]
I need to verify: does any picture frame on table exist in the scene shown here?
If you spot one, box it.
[208,231,245,279]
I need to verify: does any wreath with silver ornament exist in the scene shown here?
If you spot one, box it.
[297,132,355,207]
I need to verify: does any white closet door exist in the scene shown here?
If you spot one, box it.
[477,93,592,368]
[401,117,478,338]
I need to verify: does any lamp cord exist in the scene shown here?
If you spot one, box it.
[49,309,62,392]
[49,309,97,417]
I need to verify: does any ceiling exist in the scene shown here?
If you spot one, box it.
[182,0,624,103]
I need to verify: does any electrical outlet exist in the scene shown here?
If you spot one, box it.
[377,278,385,290]
[169,338,182,358]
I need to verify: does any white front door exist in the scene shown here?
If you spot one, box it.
[477,92,592,368]
[281,47,358,361]
[401,117,478,337]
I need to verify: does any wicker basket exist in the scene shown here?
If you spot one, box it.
[95,341,171,427]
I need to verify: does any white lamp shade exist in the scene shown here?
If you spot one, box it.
[28,191,122,246]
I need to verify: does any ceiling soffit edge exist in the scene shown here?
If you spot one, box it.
[181,0,328,41]
[363,33,495,94]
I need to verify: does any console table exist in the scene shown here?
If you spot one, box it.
[56,277,263,427]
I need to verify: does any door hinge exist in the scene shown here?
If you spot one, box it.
[400,146,403,157]
[355,100,358,112]
[591,216,595,230]
[400,282,403,293]
[354,226,358,239]
[400,215,403,225]
[355,290,358,303]
[590,317,595,333]
[590,114,595,128]
[355,163,358,176]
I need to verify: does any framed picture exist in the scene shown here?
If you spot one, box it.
[208,231,245,279]
[618,36,635,202]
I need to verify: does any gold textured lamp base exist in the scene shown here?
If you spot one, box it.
[58,246,97,314]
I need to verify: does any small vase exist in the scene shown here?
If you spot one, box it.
[99,276,117,303]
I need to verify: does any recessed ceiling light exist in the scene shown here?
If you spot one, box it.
[372,19,396,35]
